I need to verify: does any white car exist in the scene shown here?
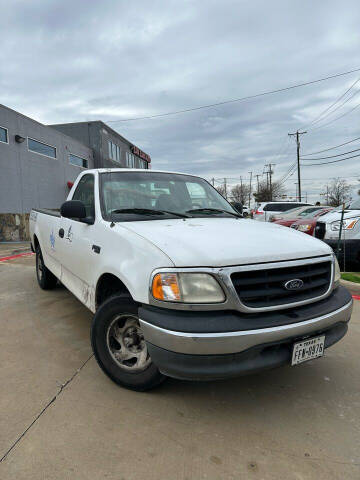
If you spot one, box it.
[253,201,312,222]
[29,169,352,391]
[314,197,360,268]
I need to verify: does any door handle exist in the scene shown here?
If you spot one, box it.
[59,228,64,238]
[92,245,101,254]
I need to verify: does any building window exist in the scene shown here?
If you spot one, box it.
[125,151,148,169]
[28,137,56,159]
[69,153,88,168]
[0,126,8,144]
[108,140,121,163]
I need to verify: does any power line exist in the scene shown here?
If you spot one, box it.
[278,162,296,184]
[303,76,360,128]
[302,152,360,166]
[301,146,360,161]
[278,164,297,187]
[309,99,360,131]
[104,67,360,123]
[301,135,360,156]
[308,87,360,130]
[307,87,360,131]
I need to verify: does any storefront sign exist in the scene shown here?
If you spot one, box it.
[131,145,151,163]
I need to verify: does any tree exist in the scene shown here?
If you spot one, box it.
[327,178,350,207]
[215,184,227,198]
[230,183,250,204]
[253,180,285,202]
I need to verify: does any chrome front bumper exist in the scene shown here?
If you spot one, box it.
[139,300,353,356]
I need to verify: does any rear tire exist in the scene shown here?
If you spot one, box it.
[91,295,166,391]
[36,246,58,290]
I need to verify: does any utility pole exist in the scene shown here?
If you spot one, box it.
[211,178,215,186]
[267,164,275,200]
[321,185,329,205]
[224,178,227,199]
[239,176,244,205]
[255,174,261,195]
[248,171,252,208]
[288,130,307,201]
[263,164,275,200]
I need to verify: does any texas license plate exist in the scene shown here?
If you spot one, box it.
[291,335,325,366]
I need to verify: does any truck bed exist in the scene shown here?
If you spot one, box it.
[32,208,60,218]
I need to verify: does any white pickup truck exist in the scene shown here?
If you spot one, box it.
[29,169,353,391]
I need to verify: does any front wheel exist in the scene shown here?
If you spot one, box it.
[91,296,166,391]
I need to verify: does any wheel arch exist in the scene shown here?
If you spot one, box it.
[95,273,134,310]
[33,234,40,250]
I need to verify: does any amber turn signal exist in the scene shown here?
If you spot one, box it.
[152,273,181,301]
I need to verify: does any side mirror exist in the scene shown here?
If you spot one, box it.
[60,200,87,219]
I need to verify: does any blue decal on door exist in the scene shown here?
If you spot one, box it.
[50,230,55,250]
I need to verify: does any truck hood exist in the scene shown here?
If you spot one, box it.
[120,217,332,267]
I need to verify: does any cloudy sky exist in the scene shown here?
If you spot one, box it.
[1,0,360,201]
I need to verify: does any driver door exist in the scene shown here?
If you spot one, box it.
[58,174,97,306]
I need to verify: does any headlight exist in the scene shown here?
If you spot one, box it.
[298,224,312,232]
[151,272,225,303]
[334,256,341,286]
[330,218,359,231]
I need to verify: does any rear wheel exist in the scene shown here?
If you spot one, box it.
[91,296,166,391]
[35,246,58,290]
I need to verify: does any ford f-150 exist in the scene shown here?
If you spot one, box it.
[29,169,353,391]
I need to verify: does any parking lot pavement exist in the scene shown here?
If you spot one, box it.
[0,256,359,480]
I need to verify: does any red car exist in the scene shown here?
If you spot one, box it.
[290,208,334,235]
[273,207,333,229]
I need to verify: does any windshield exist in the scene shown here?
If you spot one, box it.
[297,207,322,217]
[100,171,237,221]
[279,206,304,215]
[349,198,360,210]
[302,208,330,219]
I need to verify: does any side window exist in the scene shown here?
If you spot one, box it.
[72,174,95,218]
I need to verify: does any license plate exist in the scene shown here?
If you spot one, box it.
[291,335,325,366]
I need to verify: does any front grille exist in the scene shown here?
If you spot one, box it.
[231,261,332,308]
[314,221,326,239]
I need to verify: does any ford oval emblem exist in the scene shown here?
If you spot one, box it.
[284,278,304,290]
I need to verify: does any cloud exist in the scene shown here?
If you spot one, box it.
[1,0,360,201]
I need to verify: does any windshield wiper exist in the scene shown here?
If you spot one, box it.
[111,208,190,218]
[186,208,242,218]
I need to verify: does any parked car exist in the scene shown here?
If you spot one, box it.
[290,208,334,235]
[230,202,250,217]
[253,201,311,222]
[314,197,360,268]
[29,169,352,391]
[271,205,321,223]
[273,206,331,228]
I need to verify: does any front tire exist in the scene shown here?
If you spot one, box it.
[91,296,166,391]
[36,246,58,290]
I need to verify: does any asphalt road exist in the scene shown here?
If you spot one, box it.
[0,253,359,479]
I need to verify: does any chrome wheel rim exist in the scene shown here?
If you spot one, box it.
[106,314,151,372]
